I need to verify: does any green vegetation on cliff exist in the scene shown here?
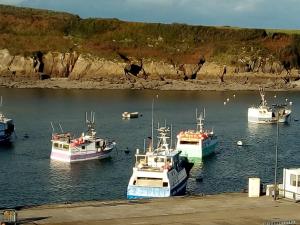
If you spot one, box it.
[0,4,299,68]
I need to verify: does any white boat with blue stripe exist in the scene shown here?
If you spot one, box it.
[127,126,188,199]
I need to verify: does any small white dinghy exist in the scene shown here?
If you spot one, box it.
[122,112,139,119]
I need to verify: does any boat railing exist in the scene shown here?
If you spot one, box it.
[52,133,71,142]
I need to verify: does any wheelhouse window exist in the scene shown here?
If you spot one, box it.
[180,141,198,145]
[290,174,297,186]
[53,143,59,148]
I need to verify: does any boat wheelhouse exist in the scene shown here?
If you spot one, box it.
[50,112,115,163]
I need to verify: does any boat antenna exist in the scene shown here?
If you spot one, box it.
[85,112,88,123]
[143,138,146,153]
[196,111,204,133]
[58,123,64,133]
[92,111,95,123]
[50,121,55,134]
[204,107,206,119]
[0,96,2,107]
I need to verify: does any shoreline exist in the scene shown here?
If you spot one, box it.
[1,77,300,91]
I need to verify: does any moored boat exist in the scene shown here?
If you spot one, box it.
[122,111,139,119]
[0,98,15,143]
[50,112,116,163]
[248,88,291,124]
[127,126,189,199]
[176,110,218,161]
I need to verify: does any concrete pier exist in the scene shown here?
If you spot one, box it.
[17,193,300,225]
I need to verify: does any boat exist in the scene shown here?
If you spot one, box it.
[248,88,291,124]
[127,126,189,199]
[0,98,15,143]
[176,110,218,161]
[50,112,116,163]
[122,112,139,119]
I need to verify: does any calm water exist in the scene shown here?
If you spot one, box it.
[0,88,300,208]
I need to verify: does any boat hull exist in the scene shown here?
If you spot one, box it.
[127,176,187,199]
[248,107,291,124]
[0,134,12,143]
[0,121,14,143]
[50,146,114,163]
[177,139,218,161]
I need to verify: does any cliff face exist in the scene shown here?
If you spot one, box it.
[0,49,205,80]
[0,48,296,83]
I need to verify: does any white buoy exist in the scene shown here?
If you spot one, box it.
[233,94,236,98]
[237,140,243,146]
[224,102,227,105]
[274,95,277,98]
[285,98,288,102]
[289,101,293,106]
[227,98,230,102]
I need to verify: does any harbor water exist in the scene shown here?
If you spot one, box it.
[0,88,300,208]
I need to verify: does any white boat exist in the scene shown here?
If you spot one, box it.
[50,112,116,163]
[248,88,291,124]
[127,126,189,199]
[0,97,15,143]
[122,111,139,119]
[176,110,218,161]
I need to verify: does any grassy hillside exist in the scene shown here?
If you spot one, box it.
[0,4,299,67]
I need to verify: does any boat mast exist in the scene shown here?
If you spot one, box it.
[196,109,204,133]
[259,88,267,107]
[157,126,170,154]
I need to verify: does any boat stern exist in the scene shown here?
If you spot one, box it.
[127,185,170,199]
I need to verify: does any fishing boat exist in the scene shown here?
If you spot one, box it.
[176,110,218,161]
[0,98,15,143]
[50,112,116,163]
[122,111,139,119]
[248,88,291,124]
[127,126,189,199]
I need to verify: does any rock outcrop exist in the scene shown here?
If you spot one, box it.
[0,49,299,84]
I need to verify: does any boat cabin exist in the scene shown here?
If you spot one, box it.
[135,150,175,172]
[281,168,300,201]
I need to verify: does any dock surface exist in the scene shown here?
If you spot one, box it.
[17,193,300,225]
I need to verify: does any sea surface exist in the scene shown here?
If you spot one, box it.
[0,87,300,208]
